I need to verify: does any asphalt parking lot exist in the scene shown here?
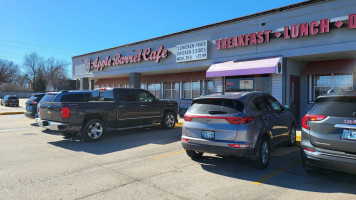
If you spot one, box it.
[1,114,356,200]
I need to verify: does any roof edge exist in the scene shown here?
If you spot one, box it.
[72,0,328,59]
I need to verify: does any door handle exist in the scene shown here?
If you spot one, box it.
[118,105,124,108]
[140,104,146,107]
[273,113,280,118]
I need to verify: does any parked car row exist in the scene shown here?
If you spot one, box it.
[20,88,356,174]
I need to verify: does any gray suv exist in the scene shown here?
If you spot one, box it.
[181,92,296,168]
[301,91,356,174]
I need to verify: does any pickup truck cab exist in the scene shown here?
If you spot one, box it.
[38,88,178,141]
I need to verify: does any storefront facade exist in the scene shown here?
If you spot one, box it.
[72,0,356,123]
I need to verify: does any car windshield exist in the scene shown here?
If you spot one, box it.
[188,98,244,115]
[311,96,356,118]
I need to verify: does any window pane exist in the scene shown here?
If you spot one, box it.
[118,90,137,102]
[207,80,213,93]
[164,82,171,89]
[253,96,271,111]
[225,74,271,93]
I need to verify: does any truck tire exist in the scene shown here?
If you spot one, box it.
[161,112,176,129]
[82,119,105,142]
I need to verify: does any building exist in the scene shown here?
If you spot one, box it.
[72,0,356,123]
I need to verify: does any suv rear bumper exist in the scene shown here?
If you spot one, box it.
[181,136,256,157]
[301,130,356,174]
[301,147,356,174]
[37,119,69,131]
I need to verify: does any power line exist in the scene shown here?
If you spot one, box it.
[0,44,75,57]
[0,56,22,60]
[0,51,26,56]
[0,39,81,53]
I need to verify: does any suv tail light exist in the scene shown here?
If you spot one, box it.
[302,114,326,130]
[184,114,193,122]
[31,101,38,104]
[226,117,254,124]
[61,107,70,118]
[183,114,253,124]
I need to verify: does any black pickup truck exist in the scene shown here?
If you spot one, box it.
[38,88,178,141]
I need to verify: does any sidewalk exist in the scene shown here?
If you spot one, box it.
[0,98,27,115]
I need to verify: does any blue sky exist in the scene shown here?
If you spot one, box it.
[1,0,305,74]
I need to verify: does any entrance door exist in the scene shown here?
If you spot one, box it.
[290,76,300,124]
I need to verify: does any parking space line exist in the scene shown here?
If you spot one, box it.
[153,150,185,159]
[252,159,301,185]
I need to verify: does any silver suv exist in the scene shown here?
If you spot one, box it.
[301,91,356,174]
[181,92,296,168]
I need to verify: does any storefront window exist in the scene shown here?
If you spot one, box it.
[141,83,145,90]
[148,83,161,98]
[164,82,179,99]
[207,80,213,94]
[310,73,353,101]
[225,74,271,93]
[183,81,200,99]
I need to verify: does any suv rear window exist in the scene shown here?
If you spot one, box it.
[40,94,57,102]
[8,97,18,100]
[188,98,244,115]
[311,96,356,118]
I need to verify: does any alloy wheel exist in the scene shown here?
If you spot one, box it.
[165,114,175,128]
[87,122,103,140]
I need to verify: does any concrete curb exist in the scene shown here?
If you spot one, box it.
[0,112,25,115]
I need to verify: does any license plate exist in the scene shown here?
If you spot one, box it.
[342,129,356,140]
[202,130,215,140]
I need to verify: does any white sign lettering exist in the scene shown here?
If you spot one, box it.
[176,40,208,62]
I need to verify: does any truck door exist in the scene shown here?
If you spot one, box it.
[137,90,161,124]
[115,89,141,127]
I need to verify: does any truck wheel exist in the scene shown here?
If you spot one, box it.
[255,136,270,169]
[82,119,105,142]
[161,112,176,129]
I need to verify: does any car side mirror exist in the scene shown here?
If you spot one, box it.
[283,105,290,111]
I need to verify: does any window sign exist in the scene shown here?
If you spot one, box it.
[176,40,208,62]
[240,80,253,89]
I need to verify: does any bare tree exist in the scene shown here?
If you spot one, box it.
[0,59,20,84]
[23,52,42,89]
[41,57,70,90]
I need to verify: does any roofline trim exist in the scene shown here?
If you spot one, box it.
[72,0,327,59]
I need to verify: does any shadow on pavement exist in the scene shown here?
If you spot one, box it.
[196,146,356,195]
[47,126,182,155]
